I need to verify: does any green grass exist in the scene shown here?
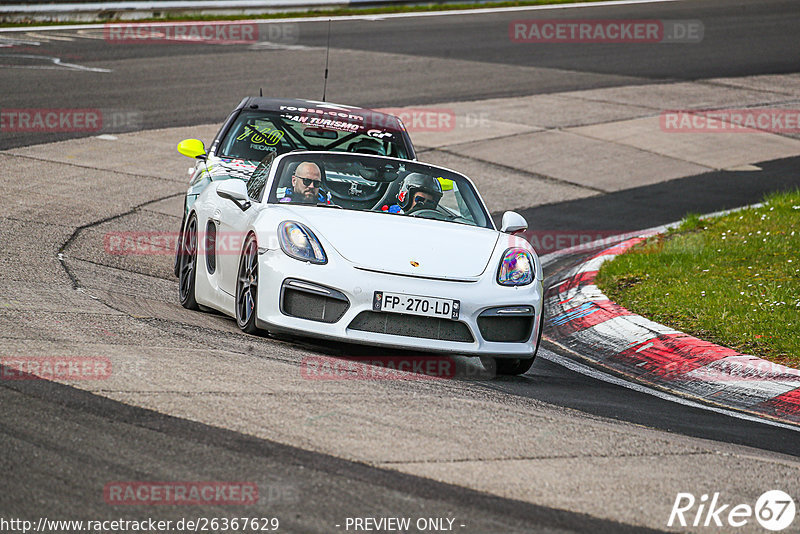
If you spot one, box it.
[0,0,609,27]
[596,189,800,368]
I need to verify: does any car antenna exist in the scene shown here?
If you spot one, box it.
[321,18,332,102]
[260,88,263,97]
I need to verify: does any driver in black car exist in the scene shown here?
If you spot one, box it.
[380,173,443,214]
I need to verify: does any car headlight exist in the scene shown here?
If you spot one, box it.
[497,248,534,286]
[278,221,327,264]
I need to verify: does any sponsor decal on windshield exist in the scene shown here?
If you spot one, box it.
[281,115,361,132]
[236,124,284,145]
[367,129,393,139]
[280,113,361,133]
[279,106,406,134]
[279,105,363,122]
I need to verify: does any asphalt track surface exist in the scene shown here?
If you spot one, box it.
[1,0,800,149]
[2,0,800,531]
[2,369,659,533]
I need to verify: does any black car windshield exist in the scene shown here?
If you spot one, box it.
[262,153,492,229]
[218,109,411,161]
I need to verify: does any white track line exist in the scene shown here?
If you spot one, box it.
[0,54,111,72]
[538,347,800,432]
[25,32,75,41]
[0,0,683,32]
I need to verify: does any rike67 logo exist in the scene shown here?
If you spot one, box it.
[668,490,796,531]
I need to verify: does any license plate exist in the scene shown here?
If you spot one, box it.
[373,291,460,320]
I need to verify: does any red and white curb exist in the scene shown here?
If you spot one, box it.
[543,236,800,427]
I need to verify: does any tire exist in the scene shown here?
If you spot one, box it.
[178,214,199,310]
[482,356,535,376]
[235,234,261,335]
[481,311,544,376]
[174,210,186,278]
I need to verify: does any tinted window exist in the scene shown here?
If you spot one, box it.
[219,110,410,162]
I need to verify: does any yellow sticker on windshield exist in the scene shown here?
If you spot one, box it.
[236,124,284,146]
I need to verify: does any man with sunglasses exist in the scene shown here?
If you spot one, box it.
[279,161,331,204]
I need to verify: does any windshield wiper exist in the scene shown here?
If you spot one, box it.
[316,203,343,208]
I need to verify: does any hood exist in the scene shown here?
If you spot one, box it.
[278,208,499,279]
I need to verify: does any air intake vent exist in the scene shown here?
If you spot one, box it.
[205,221,217,274]
[348,312,474,343]
[477,306,535,342]
[280,279,349,323]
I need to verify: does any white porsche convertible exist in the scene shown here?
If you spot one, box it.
[177,151,544,375]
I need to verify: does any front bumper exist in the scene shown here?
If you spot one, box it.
[255,249,543,358]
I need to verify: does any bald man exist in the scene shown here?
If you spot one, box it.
[278,161,330,204]
[291,162,322,203]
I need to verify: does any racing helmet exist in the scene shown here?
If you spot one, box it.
[349,138,385,155]
[397,173,443,211]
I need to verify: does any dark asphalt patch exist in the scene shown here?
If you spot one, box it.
[0,363,662,534]
[511,155,800,233]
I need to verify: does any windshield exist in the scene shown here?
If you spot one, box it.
[262,153,492,229]
[218,109,411,161]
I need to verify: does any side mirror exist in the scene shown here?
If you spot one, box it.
[500,211,528,233]
[177,138,207,160]
[217,179,250,211]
